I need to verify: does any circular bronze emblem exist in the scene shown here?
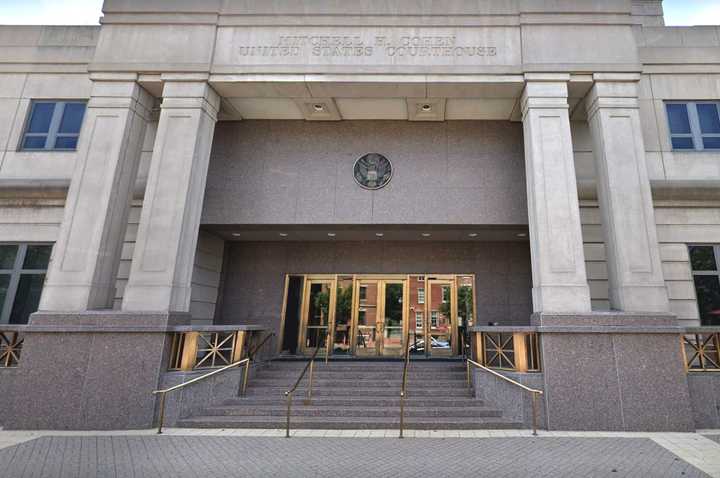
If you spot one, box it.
[353,153,392,190]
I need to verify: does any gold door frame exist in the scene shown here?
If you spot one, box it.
[286,273,476,358]
[377,278,409,357]
[299,276,336,355]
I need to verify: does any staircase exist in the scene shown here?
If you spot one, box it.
[176,360,523,430]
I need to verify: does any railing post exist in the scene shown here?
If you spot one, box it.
[156,392,166,434]
[285,391,292,438]
[513,333,529,373]
[474,332,483,365]
[241,361,250,396]
[305,359,315,405]
[233,331,247,363]
[325,331,331,364]
[531,391,539,436]
[466,359,471,389]
[179,332,200,371]
[399,391,405,439]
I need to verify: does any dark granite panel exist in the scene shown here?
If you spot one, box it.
[541,332,625,431]
[473,369,545,428]
[217,241,533,335]
[687,373,720,429]
[202,120,527,226]
[612,333,694,432]
[4,312,178,430]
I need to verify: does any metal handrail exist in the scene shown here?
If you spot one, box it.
[153,357,250,434]
[284,332,330,438]
[465,358,544,436]
[399,332,413,439]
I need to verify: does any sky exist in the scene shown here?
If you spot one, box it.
[0,0,719,26]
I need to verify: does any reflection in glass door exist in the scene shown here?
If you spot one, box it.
[301,279,332,354]
[379,281,406,356]
[427,279,455,356]
[354,280,379,356]
[332,276,354,355]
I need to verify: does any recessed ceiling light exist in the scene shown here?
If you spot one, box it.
[516,233,527,238]
[421,233,432,237]
[232,233,242,237]
[313,104,325,112]
[468,233,478,238]
[327,233,336,237]
[375,233,384,238]
[421,104,432,112]
[279,233,289,237]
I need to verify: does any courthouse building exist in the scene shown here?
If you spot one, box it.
[1,0,720,432]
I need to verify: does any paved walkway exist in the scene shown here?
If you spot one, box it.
[0,429,719,477]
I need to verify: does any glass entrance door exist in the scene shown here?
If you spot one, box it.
[300,279,333,355]
[427,279,455,356]
[379,280,407,356]
[354,280,380,356]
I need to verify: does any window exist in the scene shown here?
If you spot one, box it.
[0,244,52,325]
[417,288,425,304]
[359,286,367,301]
[689,245,720,326]
[666,102,720,151]
[431,311,438,328]
[415,312,423,329]
[21,101,86,151]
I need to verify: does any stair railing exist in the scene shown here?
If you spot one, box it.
[152,331,275,434]
[399,332,413,439]
[465,358,543,436]
[284,331,330,438]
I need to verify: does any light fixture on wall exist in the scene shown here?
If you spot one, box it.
[231,233,241,237]
[421,233,432,238]
[375,232,384,238]
[468,233,478,238]
[516,233,528,238]
[313,104,325,112]
[279,233,289,237]
[327,232,336,237]
[421,104,432,112]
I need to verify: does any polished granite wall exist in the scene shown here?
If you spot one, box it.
[202,120,527,226]
[217,241,533,338]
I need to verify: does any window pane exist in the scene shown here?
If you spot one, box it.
[53,136,78,150]
[23,245,51,270]
[703,137,720,150]
[0,275,10,313]
[697,104,720,134]
[58,103,86,134]
[690,246,717,271]
[667,104,691,134]
[22,135,47,149]
[9,274,45,325]
[0,245,18,269]
[671,137,694,150]
[27,102,55,133]
[694,275,720,326]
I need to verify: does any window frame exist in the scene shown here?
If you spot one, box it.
[415,311,423,329]
[417,287,425,304]
[0,243,52,324]
[19,100,87,152]
[666,101,720,152]
[430,311,438,328]
[688,244,720,326]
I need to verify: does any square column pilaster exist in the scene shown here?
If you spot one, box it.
[39,74,153,311]
[122,79,219,312]
[585,74,669,313]
[521,76,591,313]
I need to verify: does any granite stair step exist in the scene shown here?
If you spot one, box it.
[222,397,483,408]
[200,405,503,418]
[175,415,522,430]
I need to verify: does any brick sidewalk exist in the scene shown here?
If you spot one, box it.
[0,435,712,477]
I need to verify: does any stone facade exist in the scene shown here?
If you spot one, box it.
[0,0,718,431]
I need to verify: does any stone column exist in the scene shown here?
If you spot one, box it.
[122,79,219,312]
[39,74,152,311]
[585,74,669,312]
[521,76,591,313]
